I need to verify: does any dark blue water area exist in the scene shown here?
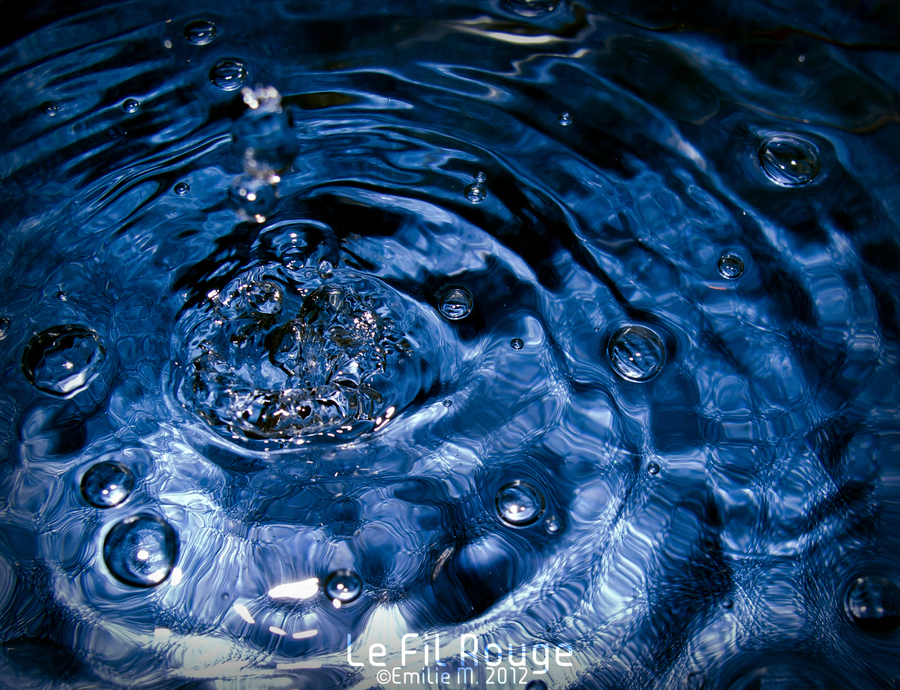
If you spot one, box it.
[1,0,900,688]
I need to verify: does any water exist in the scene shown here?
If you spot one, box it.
[1,1,899,689]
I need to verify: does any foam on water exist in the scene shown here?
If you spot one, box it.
[1,0,899,688]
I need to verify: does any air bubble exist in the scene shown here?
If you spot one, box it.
[210,59,247,91]
[317,260,334,280]
[496,481,544,526]
[758,134,820,187]
[647,462,660,475]
[526,680,549,690]
[42,102,59,116]
[439,288,473,321]
[103,515,178,587]
[174,182,190,196]
[324,569,362,604]
[0,317,8,340]
[544,515,560,533]
[717,253,744,279]
[81,461,134,508]
[442,399,452,407]
[510,338,524,350]
[607,325,666,382]
[122,99,139,114]
[845,575,900,633]
[559,112,573,126]
[56,291,68,301]
[183,19,217,45]
[228,174,276,221]
[245,281,283,316]
[22,325,105,396]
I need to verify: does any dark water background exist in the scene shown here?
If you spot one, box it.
[1,0,899,688]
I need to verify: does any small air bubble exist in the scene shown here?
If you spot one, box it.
[717,253,744,279]
[22,325,105,396]
[496,481,544,526]
[510,338,524,350]
[439,288,473,321]
[442,399,452,407]
[210,59,247,91]
[317,260,334,280]
[647,462,660,475]
[845,575,900,633]
[0,317,9,340]
[759,134,820,187]
[81,461,134,508]
[174,182,190,196]
[465,174,487,203]
[608,325,666,382]
[544,515,560,533]
[42,102,59,116]
[183,19,218,45]
[324,569,362,604]
[559,112,573,126]
[122,99,140,114]
[56,291,68,301]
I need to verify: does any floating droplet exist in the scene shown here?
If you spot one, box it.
[464,181,487,204]
[122,99,139,114]
[510,338,524,350]
[22,325,105,396]
[845,575,900,633]
[544,515,560,533]
[183,19,217,45]
[0,317,9,340]
[559,112,573,126]
[317,260,334,280]
[174,182,190,196]
[210,59,247,92]
[758,134,820,187]
[607,325,666,382]
[496,481,544,526]
[506,0,559,16]
[228,174,276,221]
[41,102,59,116]
[722,597,734,609]
[245,281,283,316]
[526,680,549,690]
[442,399,452,407]
[233,85,298,180]
[439,288,473,321]
[647,461,660,475]
[81,461,134,508]
[103,515,178,587]
[56,291,68,301]
[717,253,744,279]
[324,569,362,604]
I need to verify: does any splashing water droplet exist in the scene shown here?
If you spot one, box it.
[81,461,135,508]
[607,325,666,382]
[510,337,524,350]
[228,174,276,221]
[22,325,105,396]
[210,59,247,91]
[103,515,178,587]
[439,288,473,321]
[317,260,334,280]
[647,461,660,475]
[56,291,68,301]
[845,575,900,633]
[506,0,559,16]
[559,112,573,126]
[324,569,362,603]
[233,85,298,180]
[717,253,744,279]
[496,481,545,526]
[122,99,139,114]
[465,181,486,204]
[42,102,59,116]
[0,317,9,340]
[174,182,190,196]
[183,19,217,45]
[759,134,820,187]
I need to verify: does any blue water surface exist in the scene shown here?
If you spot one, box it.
[1,1,899,688]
